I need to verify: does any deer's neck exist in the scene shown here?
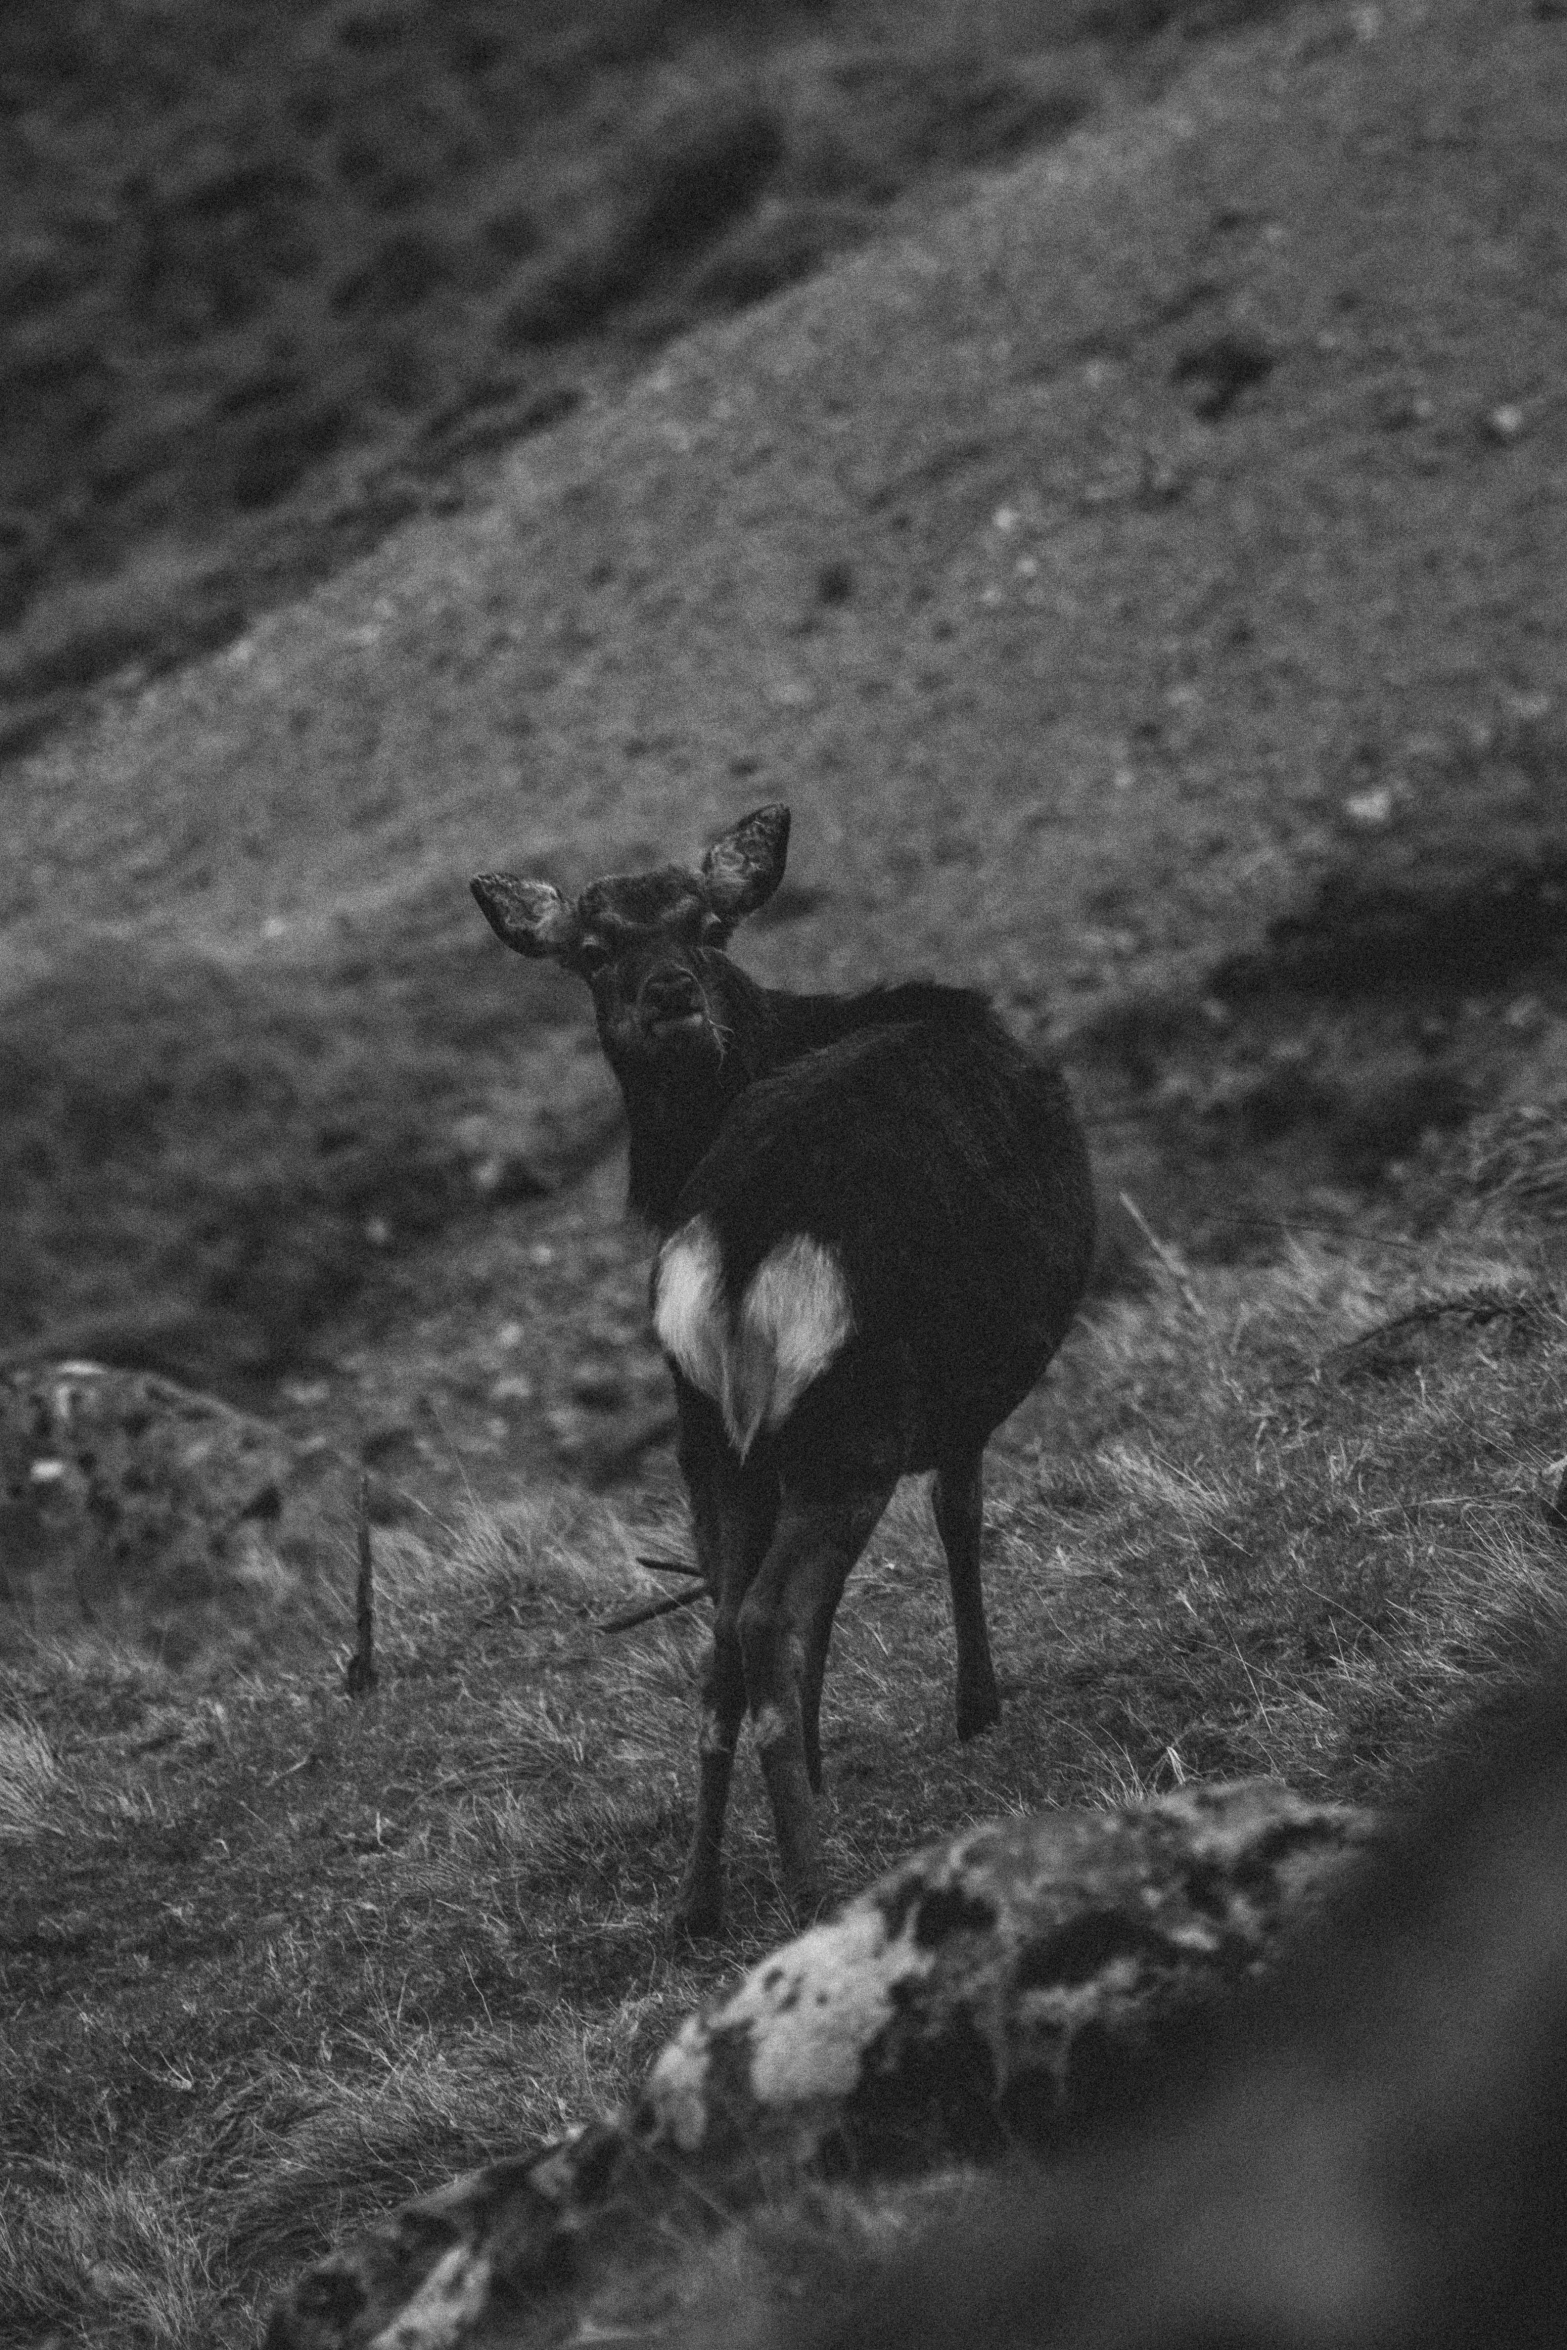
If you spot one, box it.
[622,1063,744,1231]
[620,976,976,1231]
[619,976,884,1232]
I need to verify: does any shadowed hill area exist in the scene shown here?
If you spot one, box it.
[0,0,1210,745]
[2,0,1566,1474]
[8,0,1564,948]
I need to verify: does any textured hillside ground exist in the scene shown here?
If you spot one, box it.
[2,0,1564,1521]
[4,8,1567,2334]
[7,1189,1567,2346]
[0,0,1212,746]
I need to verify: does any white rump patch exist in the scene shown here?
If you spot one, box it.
[653,1216,728,1401]
[654,1220,853,1459]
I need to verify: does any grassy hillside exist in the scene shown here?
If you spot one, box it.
[5,4,1567,2336]
[7,1185,1567,2346]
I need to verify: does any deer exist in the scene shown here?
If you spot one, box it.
[471,805,1095,1933]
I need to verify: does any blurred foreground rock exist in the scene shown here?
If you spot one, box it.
[267,1781,1371,2350]
[0,1359,340,1656]
[748,1677,1567,2350]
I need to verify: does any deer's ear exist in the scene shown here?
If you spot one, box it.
[471,873,581,959]
[699,804,790,922]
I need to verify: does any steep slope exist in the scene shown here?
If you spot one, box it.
[5,0,1562,971]
[1,0,1565,1486]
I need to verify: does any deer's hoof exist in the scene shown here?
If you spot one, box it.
[956,1689,1002,1742]
[784,1876,833,1929]
[671,1884,724,1939]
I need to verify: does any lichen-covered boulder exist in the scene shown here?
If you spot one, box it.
[267,1780,1372,2350]
[0,1359,339,1656]
[724,1679,1567,2350]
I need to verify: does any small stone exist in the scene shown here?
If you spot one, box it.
[546,1406,587,1459]
[1342,783,1396,830]
[469,1151,550,1203]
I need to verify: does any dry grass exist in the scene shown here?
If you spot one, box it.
[7,1196,1567,2345]
[0,1711,59,1841]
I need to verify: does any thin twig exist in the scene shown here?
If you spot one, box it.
[598,1585,710,1634]
[417,1391,482,1510]
[1118,1189,1207,1319]
[344,1472,378,1697]
[635,1552,704,1579]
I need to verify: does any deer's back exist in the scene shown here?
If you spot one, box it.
[666,998,1094,1462]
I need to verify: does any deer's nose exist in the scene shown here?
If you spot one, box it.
[639,967,704,1029]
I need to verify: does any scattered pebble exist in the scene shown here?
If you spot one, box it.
[1137,450,1185,506]
[468,1150,549,1203]
[546,1406,586,1457]
[1341,783,1397,829]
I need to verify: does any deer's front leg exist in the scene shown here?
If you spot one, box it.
[932,1446,1001,1742]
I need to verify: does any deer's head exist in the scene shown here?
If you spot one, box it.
[471,804,789,1079]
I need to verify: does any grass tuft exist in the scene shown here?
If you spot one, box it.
[0,1710,59,1840]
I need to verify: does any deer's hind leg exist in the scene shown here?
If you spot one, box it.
[933,1444,1001,1742]
[739,1471,895,1919]
[672,1388,779,1936]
